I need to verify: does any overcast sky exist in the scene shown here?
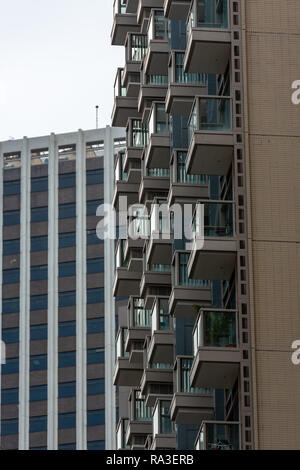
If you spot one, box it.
[0,0,124,141]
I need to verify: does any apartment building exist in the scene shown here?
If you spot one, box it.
[111,0,300,450]
[0,127,125,450]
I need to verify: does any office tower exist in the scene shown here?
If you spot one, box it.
[111,0,300,450]
[0,127,125,450]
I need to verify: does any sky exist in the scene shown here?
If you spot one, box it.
[0,0,124,141]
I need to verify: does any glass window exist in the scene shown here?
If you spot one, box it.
[31,176,48,192]
[31,235,48,252]
[29,416,47,433]
[58,412,76,430]
[59,261,76,278]
[1,388,19,405]
[87,288,104,304]
[3,238,20,255]
[3,268,20,285]
[30,324,48,341]
[59,203,76,219]
[86,169,104,185]
[87,349,104,365]
[2,357,19,375]
[58,351,76,368]
[31,265,48,281]
[58,443,76,450]
[30,355,47,371]
[58,382,76,398]
[87,229,102,245]
[59,172,76,189]
[31,206,48,223]
[3,180,21,196]
[58,321,76,338]
[86,199,103,216]
[2,297,19,315]
[87,258,104,274]
[2,327,19,344]
[3,210,20,226]
[87,318,104,334]
[87,409,105,427]
[87,378,105,396]
[1,418,18,436]
[59,232,76,248]
[30,294,48,311]
[59,291,76,308]
[30,446,47,450]
[30,385,47,402]
[87,441,105,450]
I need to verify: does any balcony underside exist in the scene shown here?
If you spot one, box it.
[146,238,172,265]
[138,85,167,113]
[144,41,169,75]
[140,369,173,406]
[148,331,174,364]
[186,132,234,176]
[170,393,214,425]
[126,0,139,14]
[124,147,143,172]
[112,97,141,127]
[166,84,207,115]
[151,435,177,450]
[167,182,209,205]
[169,286,211,318]
[138,176,170,204]
[188,239,237,281]
[191,348,241,389]
[111,15,140,46]
[112,181,139,210]
[140,271,172,297]
[113,268,141,297]
[113,358,143,387]
[127,168,141,184]
[164,0,191,19]
[145,134,170,168]
[184,29,231,74]
[126,422,153,446]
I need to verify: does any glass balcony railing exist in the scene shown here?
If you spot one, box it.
[148,103,168,136]
[187,0,229,39]
[192,201,234,238]
[114,68,126,99]
[132,120,149,147]
[153,400,173,436]
[149,264,171,273]
[172,151,207,185]
[145,74,168,86]
[134,392,152,421]
[115,152,127,182]
[178,357,211,394]
[127,34,148,62]
[148,10,168,42]
[133,299,151,327]
[193,310,237,354]
[172,52,207,85]
[116,328,129,358]
[175,253,209,288]
[188,96,231,142]
[150,363,173,370]
[151,298,171,333]
[196,421,240,450]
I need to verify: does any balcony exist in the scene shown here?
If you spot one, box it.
[113,240,141,297]
[170,357,214,424]
[184,0,231,74]
[140,260,172,298]
[195,421,241,450]
[126,297,151,364]
[186,95,234,176]
[138,69,168,116]
[144,10,169,75]
[126,390,153,449]
[151,399,176,450]
[144,102,170,169]
[166,52,208,115]
[139,165,170,204]
[111,0,140,46]
[116,418,130,449]
[113,328,143,386]
[140,364,173,407]
[169,251,211,318]
[125,119,148,171]
[164,0,191,19]
[148,297,174,364]
[168,150,209,205]
[112,68,141,127]
[126,0,139,14]
[113,151,139,210]
[146,201,172,266]
[188,200,237,280]
[191,309,240,389]
[137,0,165,25]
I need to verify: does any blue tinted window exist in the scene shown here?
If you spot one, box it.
[59,261,76,278]
[59,172,76,189]
[30,294,47,311]
[87,318,104,334]
[58,413,76,430]
[58,443,76,450]
[2,297,19,314]
[3,268,20,285]
[31,176,48,192]
[87,349,104,365]
[1,357,19,375]
[86,169,104,185]
[58,351,76,368]
[30,385,47,402]
[30,355,47,371]
[31,236,48,252]
[59,291,76,308]
[31,206,48,223]
[58,321,76,338]
[3,238,20,255]
[1,388,19,405]
[59,203,76,219]
[87,229,102,245]
[30,446,47,450]
[58,381,76,398]
[87,258,104,274]
[29,416,47,433]
[31,265,48,281]
[3,210,20,226]
[86,199,103,216]
[2,327,19,344]
[87,441,105,450]
[87,409,105,427]
[30,324,48,341]
[3,180,21,196]
[59,232,76,248]
[87,378,105,396]
[87,288,104,304]
[1,418,18,436]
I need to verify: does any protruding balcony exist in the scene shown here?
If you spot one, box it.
[113,240,141,297]
[138,67,168,116]
[151,399,176,449]
[195,421,241,450]
[112,68,141,127]
[140,256,172,298]
[169,251,210,318]
[140,352,174,407]
[170,357,214,424]
[126,297,151,364]
[144,10,169,75]
[166,52,207,115]
[144,102,170,169]
[186,95,234,176]
[116,418,130,449]
[113,151,139,210]
[126,0,139,14]
[191,309,240,389]
[125,119,148,172]
[136,0,165,25]
[188,200,237,280]
[146,201,172,266]
[139,164,170,204]
[114,328,143,386]
[148,297,174,364]
[111,0,140,46]
[126,390,153,449]
[164,0,191,20]
[184,0,231,74]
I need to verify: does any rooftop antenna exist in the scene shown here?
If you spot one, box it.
[95,105,99,129]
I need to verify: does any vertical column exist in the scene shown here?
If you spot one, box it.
[47,133,59,449]
[104,126,116,450]
[0,143,3,448]
[76,130,87,450]
[19,137,31,450]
